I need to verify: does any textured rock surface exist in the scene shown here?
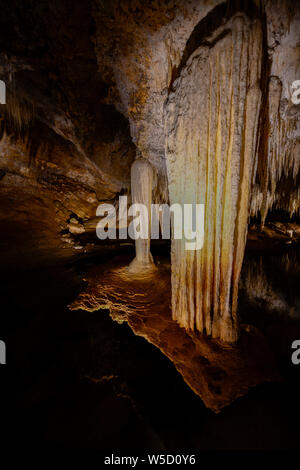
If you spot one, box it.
[0,1,298,247]
[91,0,299,342]
[165,13,262,342]
[0,1,299,410]
[0,0,136,266]
[252,0,300,220]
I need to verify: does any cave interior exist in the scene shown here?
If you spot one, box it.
[0,0,299,452]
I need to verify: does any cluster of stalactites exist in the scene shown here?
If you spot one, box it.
[164,13,263,343]
[250,184,300,219]
[0,84,35,133]
[251,76,300,223]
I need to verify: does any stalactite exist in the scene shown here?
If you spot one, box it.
[0,87,35,132]
[253,76,299,223]
[165,14,262,343]
[250,183,300,218]
[128,157,155,273]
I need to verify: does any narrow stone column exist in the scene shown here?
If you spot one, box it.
[128,157,155,273]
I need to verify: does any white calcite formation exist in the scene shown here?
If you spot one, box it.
[111,2,299,343]
[1,0,298,345]
[165,14,263,342]
[128,157,155,273]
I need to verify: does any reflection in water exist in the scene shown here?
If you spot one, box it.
[240,247,300,320]
[1,244,300,450]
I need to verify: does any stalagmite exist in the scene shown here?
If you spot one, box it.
[165,14,263,342]
[128,157,155,273]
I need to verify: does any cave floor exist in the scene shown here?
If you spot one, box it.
[1,243,300,451]
[69,256,280,413]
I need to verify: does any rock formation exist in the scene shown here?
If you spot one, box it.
[128,157,155,273]
[69,255,280,413]
[165,13,262,342]
[0,0,299,411]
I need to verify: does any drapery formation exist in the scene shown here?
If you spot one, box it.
[165,14,262,342]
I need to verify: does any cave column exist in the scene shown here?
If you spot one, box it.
[128,157,155,273]
[165,14,262,343]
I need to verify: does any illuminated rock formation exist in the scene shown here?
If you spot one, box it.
[252,75,300,223]
[69,256,280,413]
[128,157,155,273]
[0,0,299,416]
[165,14,263,342]
[250,1,300,221]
